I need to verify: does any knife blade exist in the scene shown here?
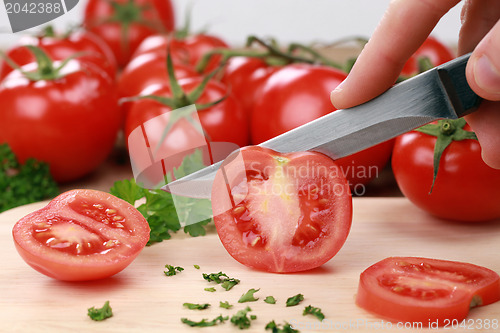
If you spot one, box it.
[162,53,481,199]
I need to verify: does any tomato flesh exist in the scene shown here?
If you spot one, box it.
[12,190,150,281]
[357,257,500,325]
[212,146,352,273]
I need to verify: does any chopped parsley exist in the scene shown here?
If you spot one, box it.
[194,264,200,269]
[285,294,304,307]
[230,306,256,329]
[303,305,325,321]
[238,288,260,303]
[265,320,299,333]
[264,296,277,304]
[219,301,233,309]
[181,315,228,327]
[183,303,210,310]
[204,287,216,292]
[164,265,184,276]
[87,301,113,321]
[202,271,240,291]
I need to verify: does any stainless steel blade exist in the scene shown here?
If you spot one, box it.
[163,54,481,199]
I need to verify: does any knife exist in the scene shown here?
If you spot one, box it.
[162,53,481,199]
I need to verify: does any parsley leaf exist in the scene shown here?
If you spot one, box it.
[264,296,277,304]
[183,303,210,310]
[219,301,233,309]
[181,315,228,327]
[230,306,256,329]
[285,294,304,307]
[194,264,200,269]
[303,305,325,321]
[204,287,216,292]
[0,143,59,213]
[265,320,299,333]
[202,272,240,291]
[238,288,260,303]
[87,301,113,321]
[164,265,184,276]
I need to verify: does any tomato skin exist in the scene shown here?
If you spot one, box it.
[212,146,352,273]
[401,36,455,76]
[251,64,394,188]
[132,33,229,73]
[357,257,500,325]
[84,0,175,67]
[0,60,121,182]
[222,56,281,118]
[392,124,500,222]
[0,30,117,81]
[12,189,150,281]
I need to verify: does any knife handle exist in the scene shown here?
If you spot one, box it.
[436,53,482,118]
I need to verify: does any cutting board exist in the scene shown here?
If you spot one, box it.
[1,197,500,332]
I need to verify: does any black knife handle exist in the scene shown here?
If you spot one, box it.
[437,53,482,118]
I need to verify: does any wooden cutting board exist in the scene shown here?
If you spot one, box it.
[1,197,500,332]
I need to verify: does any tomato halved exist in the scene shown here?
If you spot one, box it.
[12,189,150,281]
[357,257,500,325]
[211,146,352,273]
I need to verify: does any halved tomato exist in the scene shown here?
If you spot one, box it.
[12,189,150,281]
[211,146,352,273]
[357,257,500,325]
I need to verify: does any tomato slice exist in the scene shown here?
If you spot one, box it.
[211,146,352,273]
[357,257,500,325]
[12,190,150,281]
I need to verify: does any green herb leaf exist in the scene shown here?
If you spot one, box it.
[87,301,113,321]
[265,320,299,333]
[202,272,240,291]
[303,305,325,321]
[181,315,228,327]
[194,264,200,269]
[0,143,59,213]
[219,301,233,309]
[264,296,277,304]
[164,265,184,276]
[183,303,210,310]
[204,287,216,292]
[109,178,144,205]
[230,306,255,329]
[238,288,260,303]
[285,294,304,307]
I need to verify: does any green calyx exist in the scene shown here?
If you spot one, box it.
[416,118,477,193]
[0,45,78,81]
[109,0,144,24]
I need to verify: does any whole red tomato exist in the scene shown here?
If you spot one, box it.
[251,63,394,189]
[0,52,121,183]
[132,33,229,73]
[401,36,455,76]
[0,29,117,80]
[84,0,175,67]
[222,56,281,118]
[392,119,500,222]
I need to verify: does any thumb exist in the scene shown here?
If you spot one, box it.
[466,19,500,101]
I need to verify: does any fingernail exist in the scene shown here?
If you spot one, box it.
[330,80,345,105]
[473,55,500,94]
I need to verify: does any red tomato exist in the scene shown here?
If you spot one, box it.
[211,146,352,273]
[401,36,455,76]
[357,257,500,325]
[251,64,394,189]
[117,52,199,101]
[222,56,281,117]
[132,33,229,73]
[0,29,117,81]
[12,189,150,281]
[0,58,121,182]
[84,0,175,67]
[392,120,500,222]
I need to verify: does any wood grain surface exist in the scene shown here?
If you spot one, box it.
[1,197,499,332]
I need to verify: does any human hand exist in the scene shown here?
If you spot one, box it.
[330,0,500,168]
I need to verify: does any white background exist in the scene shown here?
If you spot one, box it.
[0,0,464,48]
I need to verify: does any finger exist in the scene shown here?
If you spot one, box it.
[465,100,500,169]
[458,0,500,54]
[331,0,460,109]
[465,19,500,101]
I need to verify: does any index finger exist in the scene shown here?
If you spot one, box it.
[330,0,461,109]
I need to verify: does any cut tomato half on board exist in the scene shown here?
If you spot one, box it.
[357,257,500,325]
[211,146,352,273]
[12,189,150,281]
